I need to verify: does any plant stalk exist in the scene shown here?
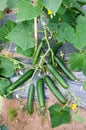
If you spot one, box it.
[34,0,38,50]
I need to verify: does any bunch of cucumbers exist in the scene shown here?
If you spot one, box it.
[6,42,76,114]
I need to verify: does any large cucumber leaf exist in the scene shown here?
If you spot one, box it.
[0,0,7,11]
[78,0,86,3]
[16,46,35,57]
[16,0,42,22]
[0,19,16,42]
[49,104,71,128]
[0,0,19,11]
[7,0,18,9]
[7,22,35,50]
[0,56,20,78]
[76,12,86,24]
[42,0,62,13]
[63,23,86,50]
[0,78,11,96]
[69,52,86,75]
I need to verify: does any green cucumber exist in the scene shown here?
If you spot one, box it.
[44,75,67,104]
[55,56,76,81]
[47,64,69,89]
[48,42,63,63]
[8,69,34,91]
[27,84,34,114]
[32,42,43,65]
[37,78,45,108]
[52,42,63,54]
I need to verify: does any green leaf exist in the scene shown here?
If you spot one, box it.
[63,0,84,10]
[69,52,83,71]
[48,22,72,43]
[69,52,86,75]
[82,81,86,91]
[57,5,67,15]
[7,0,18,9]
[82,54,86,75]
[48,22,58,32]
[16,46,35,57]
[63,0,72,8]
[76,24,86,49]
[72,1,83,13]
[0,78,11,96]
[76,14,86,24]
[0,56,19,77]
[0,124,9,130]
[64,26,77,49]
[49,104,71,128]
[0,0,19,11]
[65,24,86,50]
[43,0,62,13]
[55,22,71,43]
[0,19,16,42]
[7,22,35,50]
[16,0,42,22]
[72,113,85,123]
[78,0,86,3]
[0,0,7,11]
[48,8,76,24]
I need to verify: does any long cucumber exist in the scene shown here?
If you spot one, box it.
[47,64,69,89]
[37,78,45,108]
[27,84,34,114]
[48,42,63,63]
[52,42,63,54]
[55,56,76,81]
[8,69,34,91]
[44,75,67,104]
[32,42,43,65]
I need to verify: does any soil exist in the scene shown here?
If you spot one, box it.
[0,92,86,130]
[0,50,86,130]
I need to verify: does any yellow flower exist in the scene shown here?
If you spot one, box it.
[58,18,62,22]
[48,10,53,15]
[14,61,17,65]
[71,103,77,110]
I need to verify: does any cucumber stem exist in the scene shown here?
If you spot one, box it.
[40,16,54,65]
[6,42,12,56]
[0,54,32,69]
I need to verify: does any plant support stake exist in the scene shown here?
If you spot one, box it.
[34,0,38,50]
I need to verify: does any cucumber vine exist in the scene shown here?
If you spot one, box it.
[0,0,86,128]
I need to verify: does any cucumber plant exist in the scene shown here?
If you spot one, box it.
[0,0,86,128]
